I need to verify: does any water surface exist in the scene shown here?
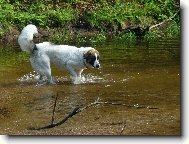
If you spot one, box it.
[0,39,180,135]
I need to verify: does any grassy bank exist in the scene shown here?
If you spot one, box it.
[0,0,180,44]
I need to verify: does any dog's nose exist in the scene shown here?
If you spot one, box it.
[95,64,100,69]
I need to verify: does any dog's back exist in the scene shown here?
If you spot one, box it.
[35,42,85,68]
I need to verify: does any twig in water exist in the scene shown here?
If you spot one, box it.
[120,124,126,135]
[29,97,101,130]
[29,107,80,130]
[29,97,158,130]
[51,92,59,125]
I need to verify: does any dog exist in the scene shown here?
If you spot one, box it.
[18,24,100,84]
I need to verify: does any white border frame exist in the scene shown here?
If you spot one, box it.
[1,0,188,144]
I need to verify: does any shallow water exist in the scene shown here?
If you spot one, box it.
[0,39,180,135]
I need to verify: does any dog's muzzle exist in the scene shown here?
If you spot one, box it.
[94,63,101,69]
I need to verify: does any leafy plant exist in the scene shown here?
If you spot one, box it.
[0,0,180,43]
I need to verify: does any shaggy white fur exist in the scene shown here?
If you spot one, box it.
[18,24,100,84]
[18,24,38,53]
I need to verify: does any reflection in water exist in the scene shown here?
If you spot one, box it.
[0,39,180,135]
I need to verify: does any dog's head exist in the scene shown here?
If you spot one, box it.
[84,48,100,69]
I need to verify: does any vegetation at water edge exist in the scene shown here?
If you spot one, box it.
[0,0,180,44]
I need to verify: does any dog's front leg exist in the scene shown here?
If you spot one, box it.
[76,69,83,78]
[66,65,79,84]
[76,69,85,82]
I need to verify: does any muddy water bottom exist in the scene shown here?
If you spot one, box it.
[0,40,180,135]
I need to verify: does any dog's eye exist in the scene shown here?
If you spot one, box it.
[89,56,95,60]
[91,57,96,61]
[87,56,96,64]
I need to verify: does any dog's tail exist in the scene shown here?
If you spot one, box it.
[18,24,38,53]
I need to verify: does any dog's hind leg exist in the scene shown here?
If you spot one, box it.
[39,74,44,81]
[37,74,45,83]
[38,66,55,84]
[46,72,55,84]
[30,55,55,84]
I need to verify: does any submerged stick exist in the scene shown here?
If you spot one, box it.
[51,92,59,125]
[29,107,80,130]
[29,97,157,130]
[29,98,101,130]
[120,124,127,135]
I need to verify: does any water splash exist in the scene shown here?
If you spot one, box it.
[17,72,132,85]
[17,72,105,85]
[82,73,105,83]
[17,71,40,83]
[67,73,133,84]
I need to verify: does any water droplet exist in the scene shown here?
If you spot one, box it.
[105,85,110,87]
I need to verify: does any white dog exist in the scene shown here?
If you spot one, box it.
[18,24,100,84]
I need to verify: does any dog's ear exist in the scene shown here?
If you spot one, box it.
[83,49,99,59]
[83,49,93,59]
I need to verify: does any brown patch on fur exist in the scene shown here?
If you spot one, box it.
[83,48,99,59]
[83,48,100,68]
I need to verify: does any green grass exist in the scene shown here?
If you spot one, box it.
[0,0,180,43]
[144,21,180,41]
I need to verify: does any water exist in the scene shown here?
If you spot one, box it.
[0,39,180,135]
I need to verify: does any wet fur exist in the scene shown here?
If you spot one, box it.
[18,24,100,84]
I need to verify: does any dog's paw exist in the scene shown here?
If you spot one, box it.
[47,80,56,85]
[36,81,47,86]
[72,77,85,84]
[73,80,80,85]
[36,80,56,86]
[73,79,82,85]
